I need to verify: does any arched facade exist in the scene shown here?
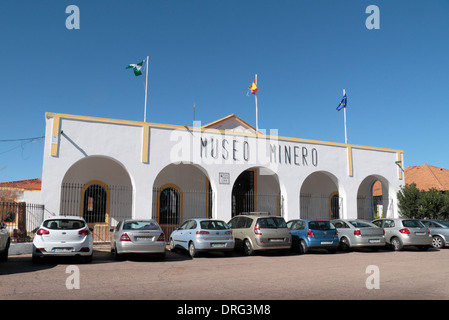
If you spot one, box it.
[41,112,404,242]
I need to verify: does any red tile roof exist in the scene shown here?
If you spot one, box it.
[404,164,449,191]
[0,178,42,191]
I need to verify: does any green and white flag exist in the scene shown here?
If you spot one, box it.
[126,59,145,76]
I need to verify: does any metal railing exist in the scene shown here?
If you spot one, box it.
[0,202,44,242]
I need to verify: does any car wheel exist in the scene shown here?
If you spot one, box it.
[0,240,9,262]
[189,242,197,258]
[340,237,351,252]
[32,254,41,264]
[114,245,124,261]
[299,240,309,254]
[243,239,255,256]
[432,235,444,249]
[391,237,403,251]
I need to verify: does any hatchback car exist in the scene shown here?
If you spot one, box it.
[0,222,11,262]
[420,219,449,249]
[227,214,291,256]
[110,219,166,260]
[331,219,386,251]
[169,218,234,258]
[32,216,93,263]
[371,218,432,251]
[287,219,339,254]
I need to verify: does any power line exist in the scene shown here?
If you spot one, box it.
[0,136,45,143]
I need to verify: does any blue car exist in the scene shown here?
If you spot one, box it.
[287,219,339,254]
[169,218,235,258]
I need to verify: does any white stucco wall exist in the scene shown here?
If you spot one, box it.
[41,113,404,223]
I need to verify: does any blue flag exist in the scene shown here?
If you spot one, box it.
[336,93,347,111]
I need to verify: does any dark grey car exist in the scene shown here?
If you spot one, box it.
[420,219,449,249]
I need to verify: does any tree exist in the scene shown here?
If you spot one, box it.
[417,188,449,220]
[397,183,421,218]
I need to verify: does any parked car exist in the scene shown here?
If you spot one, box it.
[287,219,339,254]
[110,219,166,260]
[0,222,10,262]
[169,218,234,258]
[331,219,386,251]
[420,219,449,249]
[371,218,432,251]
[227,214,291,256]
[32,216,93,263]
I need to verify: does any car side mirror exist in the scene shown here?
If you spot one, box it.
[0,223,5,229]
[109,228,114,232]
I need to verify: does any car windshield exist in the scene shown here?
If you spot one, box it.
[309,221,335,230]
[123,221,160,230]
[200,220,229,230]
[349,221,373,228]
[402,220,424,228]
[257,217,287,229]
[43,219,85,230]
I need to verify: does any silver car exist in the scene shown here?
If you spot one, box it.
[169,218,235,258]
[371,218,432,251]
[0,222,10,262]
[110,219,166,260]
[420,219,449,249]
[331,219,386,251]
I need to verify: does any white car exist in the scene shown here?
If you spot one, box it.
[0,222,11,262]
[32,216,93,263]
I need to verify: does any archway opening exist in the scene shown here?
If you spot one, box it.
[231,167,281,217]
[152,162,211,237]
[357,175,390,220]
[300,171,340,219]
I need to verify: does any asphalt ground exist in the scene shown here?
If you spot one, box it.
[1,245,449,302]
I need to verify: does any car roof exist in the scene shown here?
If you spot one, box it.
[45,215,85,221]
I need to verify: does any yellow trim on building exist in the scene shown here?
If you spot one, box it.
[46,112,404,174]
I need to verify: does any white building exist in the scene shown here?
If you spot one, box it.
[41,112,404,240]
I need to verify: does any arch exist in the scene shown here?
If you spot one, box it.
[231,166,281,217]
[60,155,134,230]
[156,183,183,228]
[80,180,110,224]
[357,174,392,220]
[300,171,340,219]
[152,162,211,237]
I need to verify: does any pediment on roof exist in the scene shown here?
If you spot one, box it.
[202,114,257,133]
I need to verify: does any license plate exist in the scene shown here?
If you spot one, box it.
[415,232,426,236]
[52,248,73,253]
[136,237,153,241]
[269,238,284,242]
[211,243,226,248]
[321,241,333,245]
[369,239,380,243]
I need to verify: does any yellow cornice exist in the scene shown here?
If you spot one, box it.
[45,112,404,154]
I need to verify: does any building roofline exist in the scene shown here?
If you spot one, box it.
[45,112,404,154]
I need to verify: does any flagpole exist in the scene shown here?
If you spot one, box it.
[255,74,259,134]
[343,89,347,144]
[144,56,149,122]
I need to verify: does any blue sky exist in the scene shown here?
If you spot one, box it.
[1,0,448,182]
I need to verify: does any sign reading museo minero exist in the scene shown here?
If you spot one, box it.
[199,136,318,167]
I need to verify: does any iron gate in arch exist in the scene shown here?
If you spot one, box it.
[60,182,133,243]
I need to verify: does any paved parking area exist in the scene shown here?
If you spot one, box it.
[1,246,449,300]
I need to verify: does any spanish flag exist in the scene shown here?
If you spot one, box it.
[248,80,259,94]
